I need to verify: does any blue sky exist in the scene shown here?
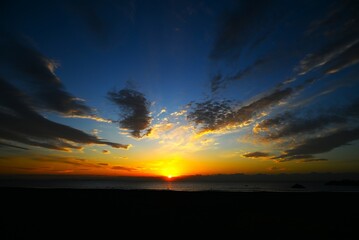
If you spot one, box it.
[0,0,359,176]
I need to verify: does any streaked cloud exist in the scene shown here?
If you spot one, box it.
[209,0,276,61]
[111,165,137,171]
[277,127,359,161]
[0,78,129,151]
[253,112,346,139]
[0,36,94,117]
[0,141,29,150]
[30,156,101,168]
[243,151,270,158]
[211,59,266,93]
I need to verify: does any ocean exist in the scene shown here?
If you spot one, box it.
[1,178,358,192]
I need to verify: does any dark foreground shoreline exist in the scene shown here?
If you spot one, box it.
[1,188,358,239]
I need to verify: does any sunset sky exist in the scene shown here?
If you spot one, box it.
[1,0,359,177]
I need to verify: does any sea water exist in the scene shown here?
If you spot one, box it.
[1,178,358,192]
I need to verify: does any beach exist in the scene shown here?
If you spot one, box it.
[1,188,358,239]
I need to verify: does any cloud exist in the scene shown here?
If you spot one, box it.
[157,108,167,117]
[108,88,152,138]
[63,115,112,123]
[254,97,359,141]
[67,0,135,44]
[31,156,101,168]
[0,78,129,151]
[278,127,359,159]
[297,38,359,76]
[243,151,270,158]
[325,41,359,74]
[0,36,95,117]
[188,87,296,134]
[295,0,359,77]
[92,129,101,136]
[254,112,346,139]
[170,109,187,117]
[273,154,328,163]
[111,165,137,171]
[211,59,266,93]
[0,141,29,150]
[98,163,108,166]
[147,123,175,139]
[209,0,275,61]
[102,150,110,154]
[300,158,328,163]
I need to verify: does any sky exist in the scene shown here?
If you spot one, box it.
[0,0,359,178]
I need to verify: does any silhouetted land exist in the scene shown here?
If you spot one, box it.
[1,188,358,239]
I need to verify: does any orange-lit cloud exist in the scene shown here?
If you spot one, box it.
[111,166,138,171]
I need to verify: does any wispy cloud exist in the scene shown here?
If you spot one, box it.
[211,59,266,93]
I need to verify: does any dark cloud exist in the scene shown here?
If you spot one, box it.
[111,166,137,171]
[98,163,108,166]
[301,158,328,163]
[255,97,359,140]
[209,0,275,61]
[273,154,328,163]
[0,78,129,151]
[307,0,359,37]
[0,141,29,150]
[297,38,359,76]
[108,88,152,138]
[243,152,270,158]
[30,156,101,168]
[102,150,110,154]
[187,99,233,132]
[211,59,266,93]
[254,112,346,139]
[296,0,359,77]
[67,0,135,44]
[0,36,93,117]
[280,127,359,159]
[188,87,295,133]
[325,41,359,74]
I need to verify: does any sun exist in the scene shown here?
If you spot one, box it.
[167,175,172,179]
